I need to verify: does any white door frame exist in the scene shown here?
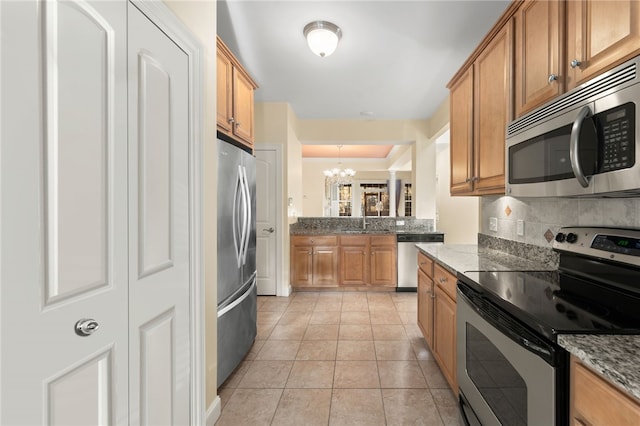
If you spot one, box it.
[255,144,287,296]
[129,1,204,423]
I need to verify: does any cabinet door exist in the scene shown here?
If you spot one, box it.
[433,285,457,391]
[216,44,233,133]
[473,20,513,194]
[233,68,255,147]
[566,0,640,91]
[571,356,640,425]
[291,246,313,286]
[515,0,564,116]
[340,245,368,285]
[313,247,339,287]
[370,244,397,286]
[449,67,475,195]
[418,269,434,348]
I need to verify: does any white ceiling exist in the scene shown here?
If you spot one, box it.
[217,0,511,122]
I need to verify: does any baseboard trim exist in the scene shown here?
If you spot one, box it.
[206,396,221,426]
[396,287,417,293]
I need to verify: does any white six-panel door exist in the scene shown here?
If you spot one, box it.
[127,4,191,425]
[1,0,129,424]
[255,149,279,295]
[0,1,194,424]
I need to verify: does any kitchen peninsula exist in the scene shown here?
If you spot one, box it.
[289,217,442,290]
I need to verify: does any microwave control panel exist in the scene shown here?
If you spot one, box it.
[600,102,635,172]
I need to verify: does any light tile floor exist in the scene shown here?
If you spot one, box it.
[216,291,460,425]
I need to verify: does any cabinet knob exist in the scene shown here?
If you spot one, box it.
[439,277,447,283]
[228,117,235,124]
[570,59,582,69]
[548,73,558,84]
[235,121,241,127]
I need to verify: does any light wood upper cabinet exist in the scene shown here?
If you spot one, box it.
[216,36,258,150]
[216,47,233,134]
[566,0,640,91]
[232,68,256,145]
[474,20,513,193]
[570,356,640,425]
[449,20,513,196]
[449,67,475,195]
[514,0,564,117]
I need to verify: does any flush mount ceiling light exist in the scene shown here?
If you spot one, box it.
[324,145,355,185]
[303,20,342,57]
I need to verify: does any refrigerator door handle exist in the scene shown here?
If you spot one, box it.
[241,165,252,265]
[232,165,244,268]
[217,277,256,318]
[238,165,249,265]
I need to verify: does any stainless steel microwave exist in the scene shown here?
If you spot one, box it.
[506,55,640,197]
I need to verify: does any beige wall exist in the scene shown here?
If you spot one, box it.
[435,129,479,243]
[164,0,218,410]
[254,102,305,292]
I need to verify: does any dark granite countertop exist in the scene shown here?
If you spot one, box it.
[558,334,640,401]
[290,229,444,236]
[415,243,555,274]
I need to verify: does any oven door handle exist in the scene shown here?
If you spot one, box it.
[570,105,593,188]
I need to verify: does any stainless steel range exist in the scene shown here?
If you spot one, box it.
[457,227,640,425]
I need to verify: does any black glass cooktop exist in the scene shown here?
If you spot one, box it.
[458,268,640,342]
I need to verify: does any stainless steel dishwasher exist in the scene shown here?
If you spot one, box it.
[396,233,444,290]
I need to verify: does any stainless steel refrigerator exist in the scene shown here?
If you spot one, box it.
[217,139,257,387]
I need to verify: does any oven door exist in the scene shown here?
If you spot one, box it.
[457,284,567,426]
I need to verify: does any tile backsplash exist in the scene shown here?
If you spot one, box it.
[481,196,640,247]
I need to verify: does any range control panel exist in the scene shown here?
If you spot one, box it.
[553,227,640,266]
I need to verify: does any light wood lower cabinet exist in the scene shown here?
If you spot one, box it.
[290,236,339,287]
[339,235,369,286]
[370,235,397,287]
[291,234,397,288]
[417,268,434,347]
[570,356,640,425]
[417,251,458,393]
[339,234,397,287]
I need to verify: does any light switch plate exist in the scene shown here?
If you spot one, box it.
[517,219,524,236]
[396,220,405,226]
[489,217,498,232]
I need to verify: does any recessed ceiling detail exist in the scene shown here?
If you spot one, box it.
[302,145,394,159]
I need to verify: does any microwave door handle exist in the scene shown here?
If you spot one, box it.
[570,105,592,188]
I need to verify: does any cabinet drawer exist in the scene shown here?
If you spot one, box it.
[434,263,457,301]
[418,252,434,277]
[339,235,369,246]
[291,235,337,246]
[370,234,396,246]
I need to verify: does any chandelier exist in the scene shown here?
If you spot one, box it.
[324,145,355,185]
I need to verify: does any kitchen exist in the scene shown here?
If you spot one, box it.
[216,0,640,425]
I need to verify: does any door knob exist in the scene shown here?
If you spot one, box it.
[263,227,275,233]
[75,318,99,337]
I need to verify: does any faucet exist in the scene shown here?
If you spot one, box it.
[362,205,368,230]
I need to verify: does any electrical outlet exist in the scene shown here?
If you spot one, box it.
[517,219,524,236]
[396,220,405,226]
[489,217,498,232]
